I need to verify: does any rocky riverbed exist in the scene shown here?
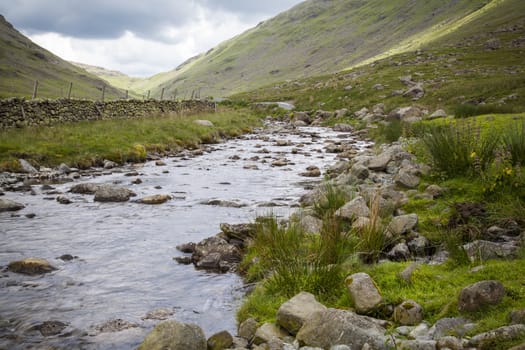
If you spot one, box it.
[0,120,370,349]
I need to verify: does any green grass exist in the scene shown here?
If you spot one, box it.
[0,108,261,170]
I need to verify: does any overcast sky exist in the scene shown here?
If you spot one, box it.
[1,0,303,77]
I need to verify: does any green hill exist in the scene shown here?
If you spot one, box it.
[151,0,497,99]
[233,0,525,114]
[0,15,124,100]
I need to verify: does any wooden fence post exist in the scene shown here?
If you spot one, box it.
[125,90,128,100]
[32,80,39,99]
[160,88,165,100]
[67,82,73,99]
[101,85,106,102]
[147,90,150,99]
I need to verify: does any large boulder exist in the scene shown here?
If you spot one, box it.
[137,320,206,350]
[458,280,505,312]
[467,325,525,349]
[368,152,392,172]
[238,318,258,342]
[296,308,389,349]
[94,185,136,202]
[395,168,421,188]
[0,198,25,212]
[345,272,383,314]
[276,292,327,335]
[8,258,56,275]
[335,196,370,220]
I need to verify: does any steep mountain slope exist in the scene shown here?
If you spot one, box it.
[0,15,123,100]
[152,0,492,98]
[233,0,525,113]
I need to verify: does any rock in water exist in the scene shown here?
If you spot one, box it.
[0,198,25,212]
[94,185,135,202]
[8,258,56,275]
[69,183,101,194]
[137,194,172,205]
[138,320,207,350]
[35,321,67,336]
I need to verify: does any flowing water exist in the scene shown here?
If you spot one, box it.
[0,123,367,349]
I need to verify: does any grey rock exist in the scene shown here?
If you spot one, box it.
[484,37,501,50]
[425,184,444,198]
[354,107,369,119]
[394,300,424,326]
[142,308,175,321]
[253,323,289,345]
[387,243,411,261]
[192,236,240,272]
[463,240,519,261]
[298,215,323,235]
[335,196,370,220]
[220,223,256,241]
[428,109,447,120]
[0,198,25,212]
[207,330,234,350]
[368,152,392,171]
[468,324,525,348]
[436,336,462,350]
[396,339,436,350]
[69,183,101,194]
[201,199,247,208]
[389,106,425,122]
[296,308,388,349]
[300,166,321,178]
[458,280,505,312]
[137,320,206,350]
[103,159,118,169]
[510,309,525,325]
[408,236,430,256]
[345,272,383,314]
[238,318,258,341]
[58,163,72,174]
[350,163,370,180]
[95,318,139,333]
[94,185,135,202]
[403,84,425,101]
[333,123,353,132]
[36,321,67,337]
[352,216,371,231]
[387,214,419,236]
[194,119,214,127]
[56,196,72,204]
[330,346,351,350]
[19,159,38,173]
[395,168,421,188]
[277,292,327,335]
[430,317,472,340]
[409,322,432,340]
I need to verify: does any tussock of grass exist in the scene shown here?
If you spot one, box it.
[0,108,261,170]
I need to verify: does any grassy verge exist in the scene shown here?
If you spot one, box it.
[237,113,525,349]
[0,108,262,171]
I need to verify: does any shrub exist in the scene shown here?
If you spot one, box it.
[503,118,525,166]
[421,120,499,178]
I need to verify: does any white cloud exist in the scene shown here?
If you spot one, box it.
[2,0,304,77]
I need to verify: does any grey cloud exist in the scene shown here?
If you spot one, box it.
[198,0,302,17]
[0,0,196,40]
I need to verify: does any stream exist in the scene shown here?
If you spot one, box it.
[0,122,368,349]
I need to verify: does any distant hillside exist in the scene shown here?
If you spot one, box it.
[0,15,123,100]
[233,0,525,113]
[151,0,493,98]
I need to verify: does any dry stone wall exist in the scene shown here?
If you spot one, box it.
[0,98,216,130]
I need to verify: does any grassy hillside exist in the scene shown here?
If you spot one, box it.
[0,15,124,100]
[233,0,525,114]
[152,0,493,98]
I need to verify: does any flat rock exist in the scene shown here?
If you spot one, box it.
[463,240,519,261]
[368,152,392,171]
[468,324,525,348]
[137,194,172,205]
[95,319,139,333]
[8,258,56,275]
[69,183,101,194]
[200,199,246,208]
[277,292,327,335]
[35,321,67,337]
[387,214,418,236]
[0,198,25,212]
[142,308,175,321]
[296,308,388,349]
[19,159,38,173]
[194,119,214,127]
[253,323,288,345]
